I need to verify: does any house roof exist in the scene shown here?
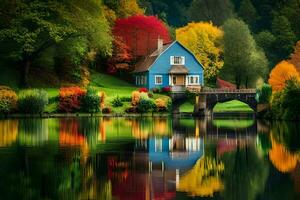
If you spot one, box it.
[133,43,172,73]
[169,65,189,74]
[133,41,204,73]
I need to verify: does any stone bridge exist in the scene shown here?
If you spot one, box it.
[193,89,257,116]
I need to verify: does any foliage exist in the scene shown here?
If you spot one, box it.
[272,15,297,59]
[139,88,148,93]
[118,0,144,18]
[256,83,272,104]
[0,0,112,86]
[125,106,137,113]
[139,92,149,100]
[238,0,259,29]
[82,87,100,113]
[99,91,106,109]
[59,87,86,113]
[152,87,160,93]
[102,107,112,114]
[119,96,132,102]
[188,0,234,26]
[268,61,300,92]
[131,91,140,106]
[176,22,223,84]
[113,15,171,58]
[289,40,300,72]
[111,96,123,107]
[107,36,133,74]
[155,98,170,112]
[220,18,268,88]
[281,79,300,120]
[0,86,18,113]
[162,86,171,93]
[137,99,156,113]
[18,89,48,114]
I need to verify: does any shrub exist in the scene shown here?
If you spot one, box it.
[139,88,148,93]
[18,89,48,114]
[112,96,123,107]
[131,91,140,106]
[139,92,149,100]
[82,87,100,113]
[148,92,154,98]
[102,107,112,114]
[137,99,156,113]
[162,86,171,93]
[152,87,160,93]
[59,87,86,112]
[256,83,272,104]
[120,96,132,102]
[125,106,137,113]
[0,86,18,114]
[155,98,167,111]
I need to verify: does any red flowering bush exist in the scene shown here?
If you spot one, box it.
[162,86,171,93]
[139,88,148,93]
[59,87,86,112]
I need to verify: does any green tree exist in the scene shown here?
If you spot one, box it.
[188,0,235,26]
[272,15,296,59]
[221,19,268,88]
[255,31,277,68]
[238,0,259,29]
[0,0,112,87]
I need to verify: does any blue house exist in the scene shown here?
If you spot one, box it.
[133,40,204,92]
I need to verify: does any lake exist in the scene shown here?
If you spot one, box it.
[0,117,299,200]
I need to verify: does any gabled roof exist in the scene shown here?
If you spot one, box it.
[133,41,204,73]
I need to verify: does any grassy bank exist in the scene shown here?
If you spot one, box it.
[179,100,254,113]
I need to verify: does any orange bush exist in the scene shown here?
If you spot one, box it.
[268,61,300,92]
[131,91,140,106]
[59,87,86,112]
[99,91,106,109]
[0,86,18,113]
[155,98,167,111]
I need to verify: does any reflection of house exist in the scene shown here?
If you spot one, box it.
[149,136,204,171]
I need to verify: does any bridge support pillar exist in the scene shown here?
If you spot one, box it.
[194,94,212,116]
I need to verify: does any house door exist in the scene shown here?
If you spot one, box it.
[172,75,185,86]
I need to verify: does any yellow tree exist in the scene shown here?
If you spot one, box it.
[176,22,224,84]
[268,60,300,92]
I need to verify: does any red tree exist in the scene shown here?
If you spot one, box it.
[107,36,133,74]
[113,15,171,58]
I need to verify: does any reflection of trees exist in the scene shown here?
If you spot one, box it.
[221,146,269,200]
[177,157,224,197]
[18,118,48,146]
[271,122,300,153]
[269,135,298,173]
[0,120,18,147]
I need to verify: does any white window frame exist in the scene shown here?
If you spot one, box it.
[136,76,140,85]
[155,75,163,85]
[188,75,200,85]
[170,56,185,65]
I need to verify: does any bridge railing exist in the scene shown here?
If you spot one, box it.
[201,88,256,94]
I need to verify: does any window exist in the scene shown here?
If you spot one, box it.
[188,75,200,85]
[170,56,185,65]
[155,75,163,85]
[136,75,147,85]
[136,76,140,85]
[173,76,176,85]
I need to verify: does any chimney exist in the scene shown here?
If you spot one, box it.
[157,38,163,54]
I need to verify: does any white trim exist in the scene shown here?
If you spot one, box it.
[155,75,163,85]
[187,75,200,85]
[170,56,185,65]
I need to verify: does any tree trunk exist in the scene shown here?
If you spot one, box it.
[21,58,31,87]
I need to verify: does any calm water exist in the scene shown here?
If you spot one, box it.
[0,117,299,200]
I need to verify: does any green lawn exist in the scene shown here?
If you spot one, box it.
[213,100,254,113]
[213,119,255,129]
[179,101,194,112]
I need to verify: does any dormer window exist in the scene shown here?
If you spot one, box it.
[170,56,185,65]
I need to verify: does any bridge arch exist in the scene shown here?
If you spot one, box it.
[194,89,257,116]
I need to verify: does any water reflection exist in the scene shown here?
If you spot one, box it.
[0,117,299,199]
